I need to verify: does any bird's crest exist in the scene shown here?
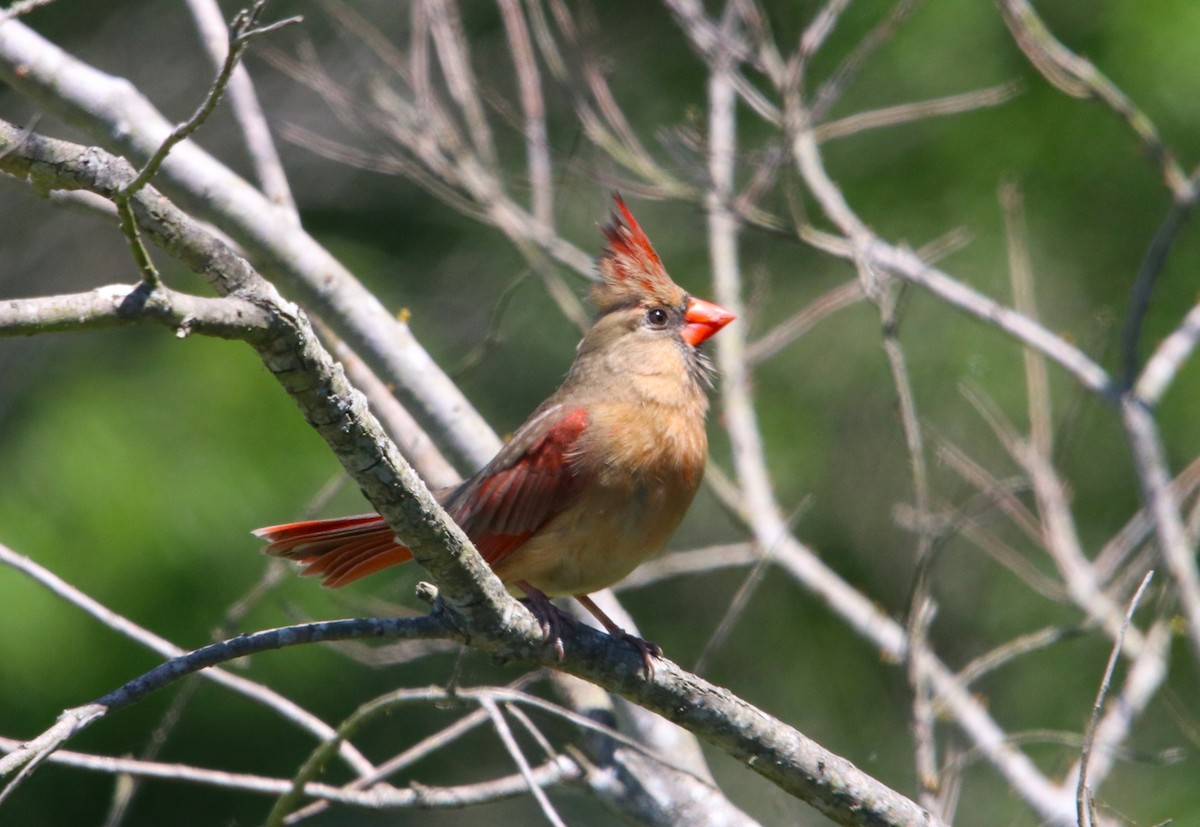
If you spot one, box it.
[594,194,684,313]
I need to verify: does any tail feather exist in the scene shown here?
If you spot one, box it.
[252,514,413,587]
[303,535,411,587]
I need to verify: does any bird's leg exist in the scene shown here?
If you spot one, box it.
[515,580,575,661]
[574,593,663,678]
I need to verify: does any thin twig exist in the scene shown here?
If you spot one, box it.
[747,279,865,364]
[960,384,1146,654]
[1076,570,1154,827]
[1093,453,1200,582]
[1135,254,1200,406]
[692,546,771,676]
[0,0,56,23]
[949,625,1082,699]
[934,434,1043,543]
[504,702,559,762]
[120,1,302,199]
[497,0,554,227]
[185,0,299,218]
[100,677,202,827]
[0,735,577,809]
[1000,180,1052,458]
[282,676,549,825]
[482,696,568,827]
[868,257,941,803]
[795,0,852,77]
[791,129,1116,400]
[1065,618,1172,797]
[0,617,445,798]
[549,0,684,192]
[1121,398,1200,666]
[810,0,923,122]
[110,2,300,287]
[816,82,1021,142]
[614,543,760,591]
[997,0,1195,203]
[1119,195,1196,388]
[322,322,462,487]
[426,0,498,168]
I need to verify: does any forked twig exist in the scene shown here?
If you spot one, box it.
[482,696,568,827]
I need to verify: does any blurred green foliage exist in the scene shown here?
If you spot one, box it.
[1,1,1198,825]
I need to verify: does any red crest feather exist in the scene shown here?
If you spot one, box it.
[594,194,683,312]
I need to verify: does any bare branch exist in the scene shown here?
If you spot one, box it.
[747,279,865,364]
[185,0,300,218]
[0,735,577,809]
[997,0,1195,203]
[0,0,56,23]
[120,1,302,200]
[1136,296,1200,407]
[323,324,461,489]
[950,625,1082,696]
[791,130,1116,400]
[497,0,553,227]
[809,0,923,121]
[0,541,375,777]
[817,83,1021,142]
[1000,181,1053,457]
[1121,399,1200,665]
[1068,618,1171,802]
[0,19,503,469]
[796,0,853,77]
[615,543,758,590]
[1076,571,1154,827]
[425,0,498,168]
[482,696,568,827]
[0,283,271,340]
[0,616,446,798]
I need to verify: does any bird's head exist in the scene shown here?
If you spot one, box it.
[591,194,735,362]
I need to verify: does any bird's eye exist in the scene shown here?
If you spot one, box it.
[645,307,669,328]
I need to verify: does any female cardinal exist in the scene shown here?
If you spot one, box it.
[254,195,734,670]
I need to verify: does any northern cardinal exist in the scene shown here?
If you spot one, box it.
[254,195,734,671]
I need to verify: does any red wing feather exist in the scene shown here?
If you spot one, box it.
[251,406,589,586]
[444,405,589,567]
[472,532,535,568]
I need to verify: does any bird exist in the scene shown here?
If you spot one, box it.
[254,194,735,673]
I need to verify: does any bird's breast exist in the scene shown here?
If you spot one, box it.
[583,396,708,483]
[492,400,707,596]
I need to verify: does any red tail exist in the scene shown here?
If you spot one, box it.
[252,515,413,587]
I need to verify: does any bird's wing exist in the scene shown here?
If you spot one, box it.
[445,404,590,567]
[255,405,590,585]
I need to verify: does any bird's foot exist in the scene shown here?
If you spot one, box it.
[573,593,663,679]
[516,581,575,661]
[614,630,663,680]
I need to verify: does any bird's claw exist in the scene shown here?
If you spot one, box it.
[518,583,663,675]
[617,631,663,679]
[518,584,576,662]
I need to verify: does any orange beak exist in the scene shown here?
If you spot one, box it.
[681,297,736,346]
